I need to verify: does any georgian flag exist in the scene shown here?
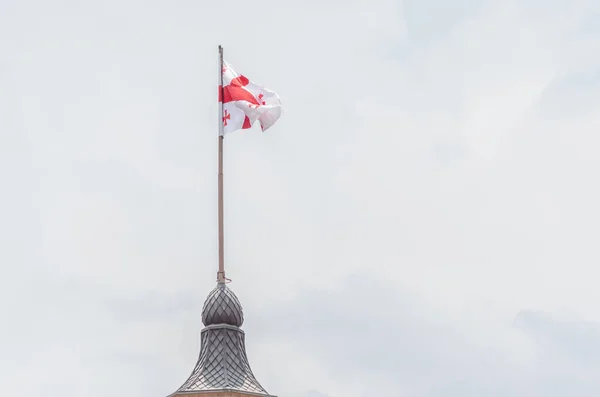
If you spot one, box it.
[219,60,282,135]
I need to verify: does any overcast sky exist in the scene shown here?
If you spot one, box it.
[2,0,600,396]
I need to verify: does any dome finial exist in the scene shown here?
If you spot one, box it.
[201,283,244,327]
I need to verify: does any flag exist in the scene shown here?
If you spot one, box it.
[219,60,282,135]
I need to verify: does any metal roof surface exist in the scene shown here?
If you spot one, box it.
[170,284,273,397]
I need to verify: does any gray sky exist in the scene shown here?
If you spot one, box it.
[1,0,600,396]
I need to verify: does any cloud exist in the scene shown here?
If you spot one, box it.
[246,279,600,396]
[515,310,600,365]
[2,0,600,396]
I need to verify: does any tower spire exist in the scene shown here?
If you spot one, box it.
[168,283,274,397]
[167,46,274,397]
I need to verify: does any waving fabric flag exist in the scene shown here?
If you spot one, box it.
[219,60,282,135]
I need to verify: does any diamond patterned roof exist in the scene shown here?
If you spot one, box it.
[169,283,273,397]
[202,283,244,327]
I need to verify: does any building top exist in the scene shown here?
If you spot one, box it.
[169,282,273,397]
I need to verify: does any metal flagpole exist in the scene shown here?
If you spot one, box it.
[217,44,226,284]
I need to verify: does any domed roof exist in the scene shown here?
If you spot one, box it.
[201,283,244,327]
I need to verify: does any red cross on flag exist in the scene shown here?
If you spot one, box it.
[219,60,282,135]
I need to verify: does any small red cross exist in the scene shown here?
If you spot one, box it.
[222,64,227,74]
[223,109,230,126]
[258,93,265,105]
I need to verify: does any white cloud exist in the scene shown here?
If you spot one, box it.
[2,0,600,396]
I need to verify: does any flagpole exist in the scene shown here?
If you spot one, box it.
[217,44,226,284]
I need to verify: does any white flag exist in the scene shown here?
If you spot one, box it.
[218,60,282,135]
